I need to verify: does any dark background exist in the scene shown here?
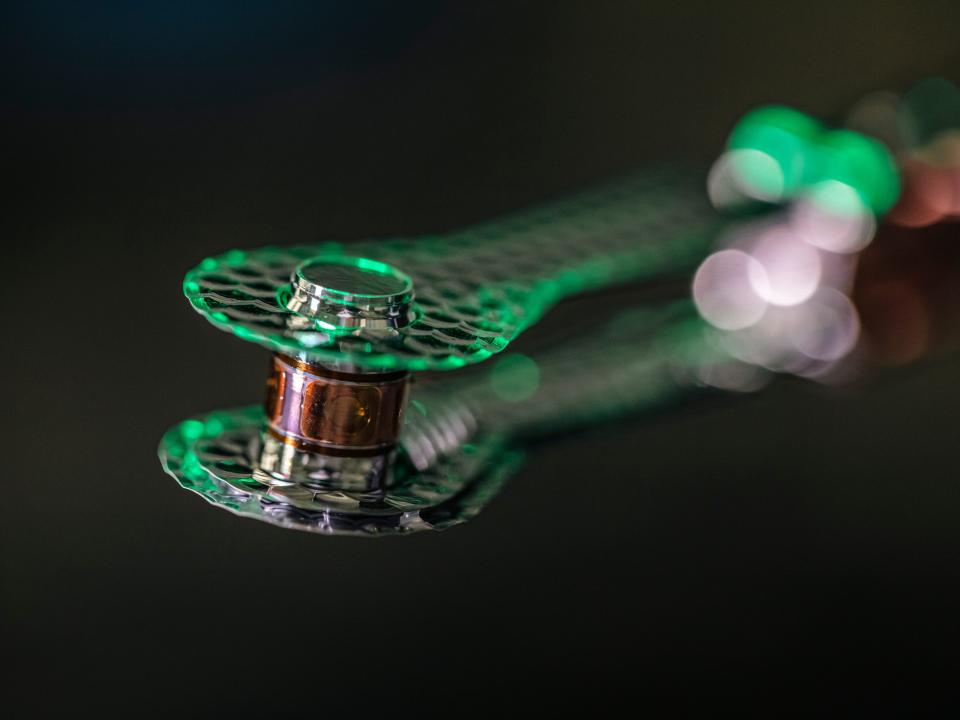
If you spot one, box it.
[3,1,960,712]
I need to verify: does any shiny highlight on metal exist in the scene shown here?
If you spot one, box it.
[260,353,410,491]
[285,255,416,330]
[264,354,410,453]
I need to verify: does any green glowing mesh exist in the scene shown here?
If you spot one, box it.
[438,300,717,435]
[184,169,717,371]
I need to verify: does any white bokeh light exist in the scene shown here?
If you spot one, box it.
[791,181,876,254]
[746,226,822,306]
[693,249,769,330]
[790,288,860,362]
[720,307,797,369]
[697,360,771,393]
[707,149,786,209]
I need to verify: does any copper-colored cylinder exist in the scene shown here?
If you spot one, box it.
[264,354,409,455]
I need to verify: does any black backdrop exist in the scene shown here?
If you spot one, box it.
[4,2,960,712]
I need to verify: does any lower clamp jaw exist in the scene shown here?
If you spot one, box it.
[159,342,503,534]
[157,405,514,535]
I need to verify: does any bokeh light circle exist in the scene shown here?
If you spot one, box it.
[789,288,860,362]
[791,181,876,254]
[692,250,769,330]
[747,227,822,306]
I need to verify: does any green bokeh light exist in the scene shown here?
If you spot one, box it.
[804,180,866,217]
[727,149,785,201]
[900,76,960,147]
[728,105,822,195]
[815,129,900,213]
[727,105,900,214]
[489,354,540,403]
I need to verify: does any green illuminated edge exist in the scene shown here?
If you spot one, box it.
[183,227,718,372]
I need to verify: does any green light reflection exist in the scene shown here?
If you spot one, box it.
[489,354,540,403]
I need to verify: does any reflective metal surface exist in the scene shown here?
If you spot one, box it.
[286,255,416,329]
[159,405,517,535]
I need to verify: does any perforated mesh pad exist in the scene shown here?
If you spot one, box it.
[158,406,519,535]
[184,169,716,370]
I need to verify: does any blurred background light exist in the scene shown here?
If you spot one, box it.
[727,105,821,198]
[489,354,541,403]
[790,181,876,254]
[789,288,860,362]
[719,308,800,370]
[887,158,955,227]
[746,225,822,306]
[816,129,900,214]
[696,360,771,393]
[692,249,768,330]
[899,76,960,148]
[696,96,916,385]
[845,90,904,152]
[708,148,786,207]
[721,105,900,214]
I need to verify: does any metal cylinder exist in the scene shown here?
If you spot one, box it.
[259,354,410,490]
